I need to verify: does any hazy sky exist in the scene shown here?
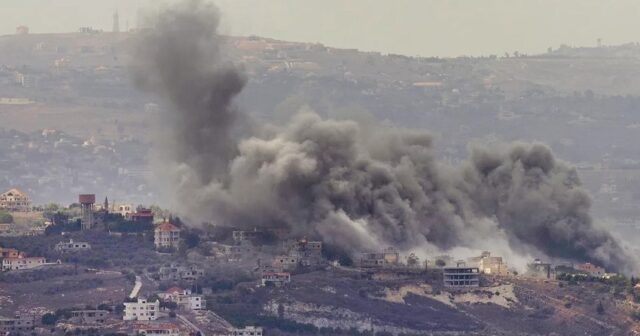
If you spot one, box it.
[2,0,640,57]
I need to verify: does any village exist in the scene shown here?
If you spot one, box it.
[1,187,636,336]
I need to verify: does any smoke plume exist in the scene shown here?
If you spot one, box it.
[133,0,635,273]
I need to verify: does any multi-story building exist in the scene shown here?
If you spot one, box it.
[355,247,399,268]
[0,315,35,333]
[154,221,180,249]
[133,322,181,336]
[443,265,480,289]
[0,247,23,259]
[469,251,510,276]
[0,188,31,212]
[575,262,606,277]
[158,264,204,282]
[55,239,91,252]
[232,326,264,336]
[261,272,291,287]
[69,310,109,324]
[2,256,46,271]
[160,287,204,311]
[123,298,160,321]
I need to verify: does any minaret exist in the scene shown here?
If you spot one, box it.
[113,10,120,33]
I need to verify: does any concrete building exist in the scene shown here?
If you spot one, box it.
[232,326,264,336]
[261,272,291,287]
[356,247,400,268]
[130,208,154,224]
[55,239,91,252]
[158,264,204,282]
[575,262,606,277]
[232,229,263,244]
[123,298,160,321]
[526,259,552,279]
[273,255,299,271]
[287,238,323,266]
[0,188,31,212]
[154,221,180,249]
[0,315,35,333]
[2,256,46,271]
[70,310,109,324]
[469,251,510,276]
[133,322,181,336]
[0,247,23,259]
[443,265,480,289]
[113,203,134,218]
[160,287,204,311]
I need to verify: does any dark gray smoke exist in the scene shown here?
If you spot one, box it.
[133,0,635,273]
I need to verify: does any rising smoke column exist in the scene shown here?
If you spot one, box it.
[133,0,635,273]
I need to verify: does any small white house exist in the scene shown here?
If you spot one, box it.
[55,239,91,252]
[232,326,263,336]
[123,298,160,321]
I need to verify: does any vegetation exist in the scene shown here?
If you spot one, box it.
[0,211,13,224]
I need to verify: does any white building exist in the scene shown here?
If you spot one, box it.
[0,188,31,212]
[232,326,263,336]
[261,272,291,287]
[2,257,46,271]
[154,222,180,249]
[55,239,91,252]
[123,298,160,321]
[160,287,204,311]
[133,322,181,336]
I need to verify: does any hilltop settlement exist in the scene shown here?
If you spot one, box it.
[2,188,640,336]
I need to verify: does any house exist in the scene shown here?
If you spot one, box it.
[130,208,154,224]
[154,221,180,249]
[287,238,323,266]
[443,266,480,289]
[0,315,35,333]
[575,263,606,277]
[113,203,134,218]
[232,229,263,244]
[0,188,31,212]
[0,247,23,259]
[123,298,160,321]
[70,310,109,324]
[158,264,204,282]
[273,255,299,271]
[133,322,181,336]
[232,326,264,336]
[261,272,291,287]
[2,256,46,271]
[55,239,91,252]
[526,259,552,279]
[160,287,205,311]
[469,251,510,276]
[356,247,399,268]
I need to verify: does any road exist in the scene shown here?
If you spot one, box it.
[129,275,142,299]
[177,313,205,336]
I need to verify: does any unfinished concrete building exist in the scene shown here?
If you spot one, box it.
[356,247,399,268]
[443,263,480,289]
[526,259,552,279]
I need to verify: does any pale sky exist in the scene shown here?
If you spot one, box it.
[1,0,640,57]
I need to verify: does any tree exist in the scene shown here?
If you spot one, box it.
[41,313,57,325]
[0,212,13,224]
[597,301,605,315]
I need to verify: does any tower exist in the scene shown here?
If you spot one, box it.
[79,194,96,230]
[113,10,120,33]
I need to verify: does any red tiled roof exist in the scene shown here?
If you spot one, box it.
[165,286,183,294]
[155,221,179,232]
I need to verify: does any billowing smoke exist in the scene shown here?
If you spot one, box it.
[133,0,635,273]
